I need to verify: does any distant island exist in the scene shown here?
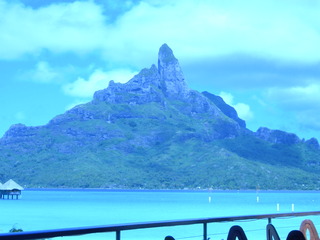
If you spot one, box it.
[1,44,320,190]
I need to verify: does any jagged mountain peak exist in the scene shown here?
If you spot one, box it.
[91,44,233,124]
[158,44,188,98]
[93,44,190,104]
[93,63,163,105]
[158,43,177,65]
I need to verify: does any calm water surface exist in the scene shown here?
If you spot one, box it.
[1,190,320,240]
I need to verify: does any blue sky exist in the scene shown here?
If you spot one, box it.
[1,0,320,141]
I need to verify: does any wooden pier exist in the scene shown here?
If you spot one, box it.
[0,179,24,200]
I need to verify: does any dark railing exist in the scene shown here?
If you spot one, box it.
[0,211,319,240]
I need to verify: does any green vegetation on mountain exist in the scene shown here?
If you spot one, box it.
[1,44,320,190]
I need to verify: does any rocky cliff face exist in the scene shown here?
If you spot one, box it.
[93,43,188,104]
[93,64,164,105]
[202,91,246,128]
[92,43,233,123]
[305,138,320,149]
[157,43,188,98]
[255,127,301,144]
[254,127,319,148]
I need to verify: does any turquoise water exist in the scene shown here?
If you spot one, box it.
[1,190,320,240]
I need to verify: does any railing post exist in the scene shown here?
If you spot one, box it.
[203,222,207,240]
[116,230,121,240]
[268,218,271,224]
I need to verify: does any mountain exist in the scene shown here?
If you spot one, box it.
[1,44,320,190]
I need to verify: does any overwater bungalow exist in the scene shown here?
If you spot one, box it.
[0,179,24,199]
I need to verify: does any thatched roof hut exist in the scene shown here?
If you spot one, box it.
[0,179,24,199]
[0,179,24,191]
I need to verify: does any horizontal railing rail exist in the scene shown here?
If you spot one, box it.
[0,211,320,240]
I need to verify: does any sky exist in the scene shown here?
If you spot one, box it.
[1,0,320,141]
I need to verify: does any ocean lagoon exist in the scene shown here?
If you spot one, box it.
[1,190,320,240]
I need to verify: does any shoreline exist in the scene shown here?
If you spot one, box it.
[23,188,320,193]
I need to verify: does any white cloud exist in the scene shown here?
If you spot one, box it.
[266,83,320,110]
[219,92,233,106]
[17,60,77,84]
[265,83,320,134]
[105,0,320,64]
[28,61,59,83]
[233,103,253,120]
[219,91,253,121]
[1,0,320,65]
[62,68,137,98]
[297,111,320,132]
[0,0,107,59]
